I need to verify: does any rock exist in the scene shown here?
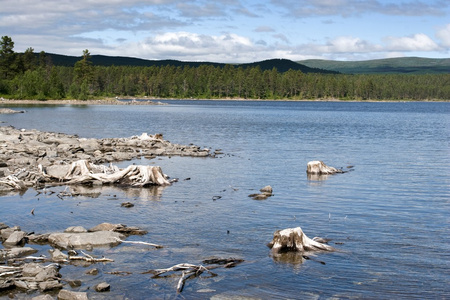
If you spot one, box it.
[22,263,45,277]
[35,265,60,282]
[0,108,24,114]
[64,226,88,233]
[260,185,273,195]
[32,294,55,300]
[27,233,50,244]
[88,223,118,232]
[58,289,89,300]
[267,227,335,254]
[249,185,273,200]
[88,223,147,235]
[306,161,343,175]
[3,230,27,246]
[39,280,63,291]
[94,282,110,292]
[0,226,20,240]
[121,202,134,208]
[5,246,38,258]
[50,248,69,261]
[67,279,82,288]
[47,231,125,249]
[0,279,14,290]
[85,268,98,275]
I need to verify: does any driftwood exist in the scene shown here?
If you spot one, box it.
[268,227,335,253]
[145,258,243,293]
[114,237,163,248]
[68,250,114,263]
[41,160,171,186]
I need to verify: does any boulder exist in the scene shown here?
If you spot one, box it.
[47,231,125,249]
[94,282,110,292]
[268,227,335,254]
[4,247,37,259]
[58,289,89,300]
[249,185,273,200]
[3,230,27,246]
[64,226,88,233]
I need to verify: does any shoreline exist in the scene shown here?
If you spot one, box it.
[0,98,448,105]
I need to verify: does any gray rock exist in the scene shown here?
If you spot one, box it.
[64,226,88,233]
[0,279,14,290]
[88,223,119,232]
[22,263,44,277]
[4,230,27,246]
[0,226,20,240]
[27,233,50,244]
[6,246,38,258]
[32,294,55,300]
[50,248,68,261]
[39,280,63,291]
[47,231,125,249]
[94,282,110,292]
[85,268,98,275]
[57,289,89,300]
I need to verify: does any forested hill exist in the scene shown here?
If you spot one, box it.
[299,57,450,74]
[36,53,338,74]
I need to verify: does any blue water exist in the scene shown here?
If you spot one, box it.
[1,100,449,299]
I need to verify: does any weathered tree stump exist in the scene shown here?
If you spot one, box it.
[41,160,171,186]
[268,227,334,253]
[306,161,343,175]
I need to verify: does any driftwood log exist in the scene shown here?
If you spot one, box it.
[268,227,335,254]
[145,258,243,293]
[40,159,171,186]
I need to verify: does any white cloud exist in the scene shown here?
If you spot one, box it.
[384,33,440,51]
[436,24,450,47]
[273,0,447,17]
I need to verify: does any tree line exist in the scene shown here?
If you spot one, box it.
[1,36,449,101]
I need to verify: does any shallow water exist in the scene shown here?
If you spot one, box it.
[1,100,449,299]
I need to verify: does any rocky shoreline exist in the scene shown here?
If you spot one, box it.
[0,126,214,194]
[0,98,167,106]
[1,221,154,299]
[0,124,219,298]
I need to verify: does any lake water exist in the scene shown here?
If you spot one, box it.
[1,100,449,299]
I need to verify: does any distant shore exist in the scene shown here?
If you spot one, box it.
[0,98,448,105]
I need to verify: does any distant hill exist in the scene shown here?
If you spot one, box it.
[299,57,450,74]
[36,53,337,74]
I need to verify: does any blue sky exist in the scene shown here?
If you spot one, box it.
[1,0,449,63]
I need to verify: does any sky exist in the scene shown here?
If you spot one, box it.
[1,0,449,63]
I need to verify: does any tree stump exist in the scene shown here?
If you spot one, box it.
[306,161,343,175]
[268,227,334,253]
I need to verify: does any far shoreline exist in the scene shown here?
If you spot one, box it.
[0,98,448,105]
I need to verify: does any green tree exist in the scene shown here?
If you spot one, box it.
[22,47,36,71]
[0,36,18,79]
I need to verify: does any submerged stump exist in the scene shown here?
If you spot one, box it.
[268,227,334,253]
[306,161,343,175]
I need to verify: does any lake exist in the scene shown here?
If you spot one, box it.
[1,100,449,299]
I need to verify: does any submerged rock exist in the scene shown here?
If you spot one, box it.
[47,231,125,250]
[249,185,273,200]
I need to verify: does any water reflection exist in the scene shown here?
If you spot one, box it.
[307,173,331,181]
[270,251,306,266]
[68,185,167,200]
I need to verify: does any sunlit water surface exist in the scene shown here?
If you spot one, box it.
[1,100,449,299]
